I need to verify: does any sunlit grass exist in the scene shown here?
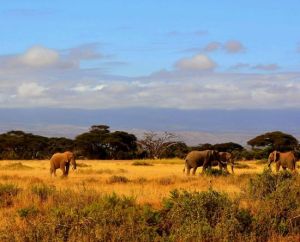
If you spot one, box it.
[0,159,269,207]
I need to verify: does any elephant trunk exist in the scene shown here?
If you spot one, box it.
[230,160,234,174]
[71,159,77,170]
[267,158,272,168]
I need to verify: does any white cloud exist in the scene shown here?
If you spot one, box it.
[223,40,245,53]
[17,82,47,97]
[0,44,300,110]
[72,84,91,92]
[18,46,59,67]
[175,54,216,71]
[72,84,106,92]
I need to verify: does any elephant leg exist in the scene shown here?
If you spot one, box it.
[192,167,197,175]
[186,166,192,175]
[65,163,70,175]
[60,163,67,177]
[50,164,57,177]
[202,162,209,173]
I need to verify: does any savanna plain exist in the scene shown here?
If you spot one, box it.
[0,159,299,241]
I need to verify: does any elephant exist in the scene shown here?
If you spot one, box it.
[268,150,296,172]
[50,151,77,177]
[218,152,234,173]
[183,150,221,175]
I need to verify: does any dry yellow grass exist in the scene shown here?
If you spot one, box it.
[0,159,268,207]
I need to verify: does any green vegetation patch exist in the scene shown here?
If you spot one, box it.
[204,168,229,176]
[31,183,56,201]
[0,183,20,207]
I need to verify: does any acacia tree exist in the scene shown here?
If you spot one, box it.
[75,125,137,159]
[247,131,298,152]
[138,131,178,159]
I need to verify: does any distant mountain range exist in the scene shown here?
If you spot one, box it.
[0,108,299,145]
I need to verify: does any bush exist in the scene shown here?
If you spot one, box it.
[248,169,294,199]
[160,189,253,241]
[31,183,56,201]
[156,177,175,185]
[247,169,300,239]
[18,206,39,219]
[132,161,153,166]
[107,175,130,184]
[204,168,229,176]
[0,183,20,207]
[133,177,148,184]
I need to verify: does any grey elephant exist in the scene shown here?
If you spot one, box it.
[268,150,296,172]
[50,151,77,177]
[183,150,221,175]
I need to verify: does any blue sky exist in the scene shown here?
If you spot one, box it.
[0,1,300,109]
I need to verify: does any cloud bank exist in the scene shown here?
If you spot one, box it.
[0,44,299,110]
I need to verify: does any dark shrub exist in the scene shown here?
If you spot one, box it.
[160,189,253,241]
[0,183,20,207]
[18,206,39,219]
[107,175,130,184]
[204,167,229,176]
[247,169,300,239]
[157,177,175,185]
[31,183,56,201]
[132,161,153,166]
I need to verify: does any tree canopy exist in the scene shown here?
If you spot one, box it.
[75,126,137,159]
[247,131,298,151]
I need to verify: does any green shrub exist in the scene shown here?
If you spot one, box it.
[0,183,20,207]
[18,206,39,219]
[248,169,294,199]
[160,189,253,241]
[31,183,56,201]
[204,167,229,176]
[247,169,300,239]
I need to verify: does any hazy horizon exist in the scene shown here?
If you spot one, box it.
[1,108,299,145]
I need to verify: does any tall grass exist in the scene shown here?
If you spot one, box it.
[0,160,298,241]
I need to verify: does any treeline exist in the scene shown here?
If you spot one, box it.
[0,125,299,160]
